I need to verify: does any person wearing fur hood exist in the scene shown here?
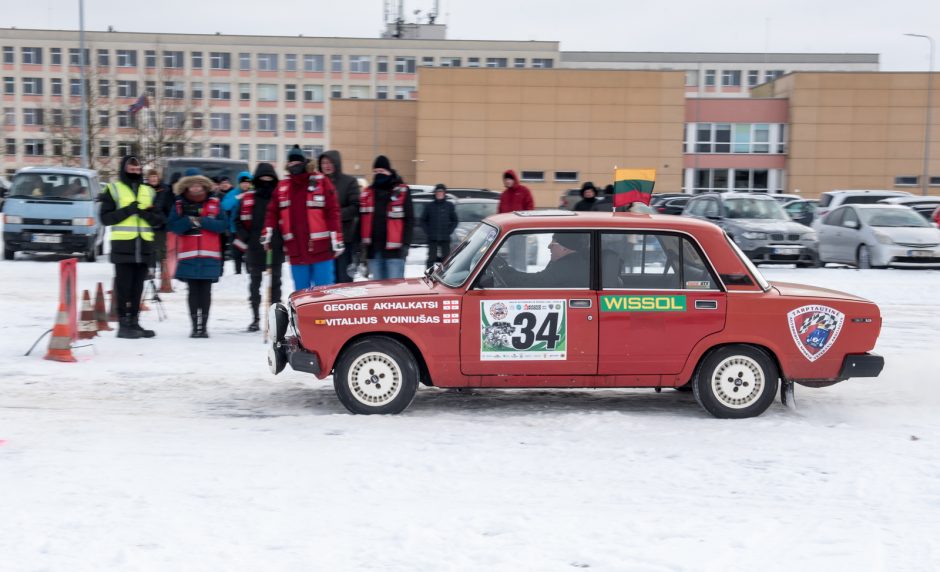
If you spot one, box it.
[167,174,229,338]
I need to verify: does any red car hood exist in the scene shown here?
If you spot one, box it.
[289,278,439,307]
[771,281,871,303]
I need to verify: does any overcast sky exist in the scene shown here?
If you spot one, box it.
[4,0,938,71]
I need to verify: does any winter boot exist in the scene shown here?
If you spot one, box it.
[130,314,156,338]
[117,316,143,339]
[195,308,209,338]
[247,303,260,332]
[189,312,200,338]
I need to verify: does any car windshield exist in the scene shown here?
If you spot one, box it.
[437,222,500,287]
[456,202,498,223]
[724,234,770,290]
[859,208,929,228]
[9,173,93,200]
[724,198,789,220]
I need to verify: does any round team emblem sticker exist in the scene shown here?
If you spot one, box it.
[786,305,845,362]
[489,302,508,321]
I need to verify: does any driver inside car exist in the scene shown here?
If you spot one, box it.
[488,232,589,288]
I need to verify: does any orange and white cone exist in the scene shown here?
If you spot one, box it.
[159,259,174,293]
[94,282,113,331]
[77,289,98,340]
[44,302,77,363]
[108,284,118,323]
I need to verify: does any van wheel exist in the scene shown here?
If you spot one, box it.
[85,243,97,262]
[693,345,779,418]
[3,247,14,260]
[333,336,418,415]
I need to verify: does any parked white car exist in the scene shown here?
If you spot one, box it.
[817,204,940,268]
[813,190,912,229]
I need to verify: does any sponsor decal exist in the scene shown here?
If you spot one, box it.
[323,302,368,312]
[600,295,687,312]
[480,300,566,361]
[787,304,845,362]
[382,315,441,324]
[372,301,438,310]
[685,280,711,289]
[315,317,379,326]
[321,287,369,298]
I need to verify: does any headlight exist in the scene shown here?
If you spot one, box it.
[72,217,95,226]
[741,231,767,240]
[873,231,893,245]
[4,215,23,224]
[802,231,818,241]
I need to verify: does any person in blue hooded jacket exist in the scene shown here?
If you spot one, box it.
[221,171,252,274]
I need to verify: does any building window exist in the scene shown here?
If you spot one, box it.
[685,70,698,87]
[239,52,251,71]
[520,171,544,182]
[930,176,940,187]
[97,49,110,67]
[285,84,296,102]
[554,171,579,182]
[302,115,324,133]
[99,140,111,157]
[97,110,109,128]
[257,53,278,71]
[69,48,90,66]
[51,48,62,65]
[422,56,435,67]
[894,176,919,186]
[764,69,785,82]
[376,85,388,99]
[303,84,324,102]
[192,112,204,129]
[257,83,278,102]
[257,144,277,161]
[239,82,251,101]
[210,52,231,70]
[330,54,343,73]
[3,77,13,95]
[239,143,250,162]
[192,51,203,69]
[210,113,231,130]
[210,82,231,100]
[163,81,184,99]
[284,114,296,132]
[3,107,14,126]
[440,57,461,67]
[285,53,297,72]
[704,70,716,87]
[210,144,231,158]
[117,111,135,128]
[191,143,203,157]
[24,139,45,156]
[394,56,416,74]
[468,57,480,68]
[163,112,184,129]
[51,78,63,96]
[531,58,553,68]
[377,56,388,73]
[22,47,43,65]
[24,108,47,126]
[721,70,742,87]
[513,58,525,68]
[347,85,369,99]
[145,81,156,97]
[394,86,411,100]
[331,85,342,99]
[69,109,82,127]
[694,123,731,153]
[349,55,371,73]
[256,113,277,132]
[144,50,156,68]
[117,80,138,98]
[117,50,137,67]
[23,77,44,95]
[67,79,81,96]
[163,51,183,68]
[485,58,508,68]
[96,79,108,97]
[304,54,324,72]
[239,113,251,131]
[747,70,760,87]
[191,81,203,99]
[5,138,17,155]
[2,47,13,65]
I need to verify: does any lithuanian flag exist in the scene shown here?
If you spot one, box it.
[613,168,656,207]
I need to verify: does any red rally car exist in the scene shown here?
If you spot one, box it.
[268,210,884,418]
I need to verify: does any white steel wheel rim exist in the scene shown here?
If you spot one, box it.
[348,351,403,407]
[711,355,765,409]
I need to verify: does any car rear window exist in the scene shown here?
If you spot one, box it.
[818,193,833,207]
[842,195,898,205]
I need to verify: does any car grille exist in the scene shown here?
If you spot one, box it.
[896,242,939,248]
[23,218,72,226]
[770,233,802,241]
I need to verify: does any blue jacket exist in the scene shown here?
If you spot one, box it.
[220,188,243,233]
[168,196,229,282]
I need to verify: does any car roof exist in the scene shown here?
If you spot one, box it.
[879,196,940,205]
[15,166,98,177]
[839,203,911,210]
[161,157,247,165]
[486,210,728,235]
[454,196,499,204]
[824,189,912,196]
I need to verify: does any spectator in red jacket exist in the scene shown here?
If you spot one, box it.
[498,170,535,213]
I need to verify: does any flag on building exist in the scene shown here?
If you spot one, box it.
[128,94,149,115]
[613,168,656,207]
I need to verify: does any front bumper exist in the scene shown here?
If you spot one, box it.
[4,230,95,253]
[742,244,819,265]
[268,302,321,376]
[837,352,884,380]
[875,244,940,268]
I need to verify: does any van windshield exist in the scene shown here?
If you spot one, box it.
[9,173,93,201]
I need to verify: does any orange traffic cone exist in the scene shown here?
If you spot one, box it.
[159,259,174,293]
[44,302,77,362]
[108,283,118,323]
[94,282,113,331]
[77,289,98,340]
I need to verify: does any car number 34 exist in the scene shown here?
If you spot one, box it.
[480,300,568,360]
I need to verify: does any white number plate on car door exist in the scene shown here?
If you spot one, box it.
[32,234,62,244]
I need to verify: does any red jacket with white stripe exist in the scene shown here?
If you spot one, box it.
[264,171,342,265]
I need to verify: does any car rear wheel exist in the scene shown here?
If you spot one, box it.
[693,345,779,418]
[333,336,418,415]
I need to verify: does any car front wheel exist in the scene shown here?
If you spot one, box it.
[693,345,779,418]
[333,336,418,415]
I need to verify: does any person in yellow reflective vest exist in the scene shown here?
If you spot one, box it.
[99,155,166,339]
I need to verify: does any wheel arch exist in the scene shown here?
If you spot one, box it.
[688,341,784,386]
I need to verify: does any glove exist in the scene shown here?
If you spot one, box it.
[125,202,140,215]
[261,228,273,251]
[331,232,345,257]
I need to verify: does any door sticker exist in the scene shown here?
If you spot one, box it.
[600,295,687,312]
[480,300,567,361]
[787,305,845,362]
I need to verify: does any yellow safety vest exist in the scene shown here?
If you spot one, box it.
[108,181,155,242]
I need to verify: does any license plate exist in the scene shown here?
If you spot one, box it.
[908,250,933,258]
[32,234,62,244]
[773,247,801,256]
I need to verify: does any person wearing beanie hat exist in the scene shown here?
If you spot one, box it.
[420,183,458,268]
[359,154,414,279]
[263,146,343,291]
[318,150,361,283]
[489,231,589,288]
[574,181,599,212]
[183,167,201,177]
[220,171,254,275]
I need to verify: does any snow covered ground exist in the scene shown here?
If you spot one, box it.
[1,248,939,571]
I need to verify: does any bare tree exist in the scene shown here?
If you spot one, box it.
[132,64,202,168]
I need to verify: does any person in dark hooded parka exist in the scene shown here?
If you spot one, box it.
[318,150,361,283]
[99,155,166,339]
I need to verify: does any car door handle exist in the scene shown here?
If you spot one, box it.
[694,300,718,310]
[569,299,592,308]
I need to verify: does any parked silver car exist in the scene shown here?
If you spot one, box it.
[817,204,940,268]
[683,192,820,266]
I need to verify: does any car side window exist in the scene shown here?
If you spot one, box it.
[842,208,859,228]
[703,199,719,218]
[479,231,591,289]
[686,199,703,216]
[824,208,845,226]
[600,233,681,290]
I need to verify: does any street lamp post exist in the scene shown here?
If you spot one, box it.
[905,33,934,196]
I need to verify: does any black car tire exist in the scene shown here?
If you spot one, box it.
[3,246,14,261]
[693,345,779,419]
[334,336,419,415]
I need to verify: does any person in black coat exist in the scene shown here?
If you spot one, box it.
[318,150,361,283]
[491,232,589,288]
[420,183,458,268]
[573,181,600,211]
[233,162,284,332]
